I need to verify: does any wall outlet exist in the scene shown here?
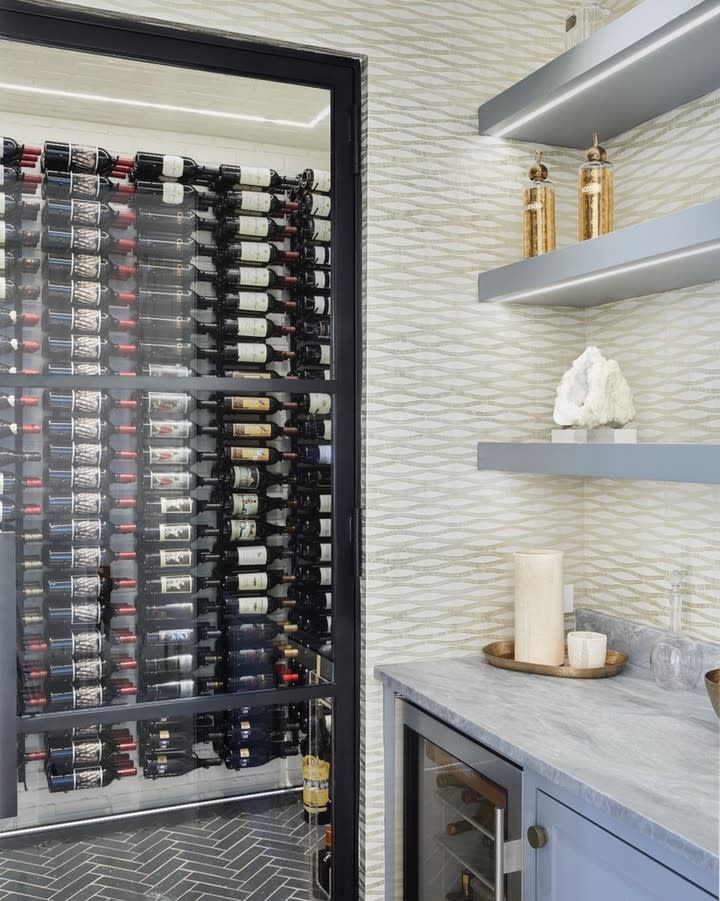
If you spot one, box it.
[563,583,574,613]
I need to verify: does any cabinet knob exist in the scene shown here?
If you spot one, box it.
[527,825,548,849]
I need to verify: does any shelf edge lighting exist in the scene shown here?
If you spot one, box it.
[0,81,331,129]
[491,3,720,138]
[487,241,720,304]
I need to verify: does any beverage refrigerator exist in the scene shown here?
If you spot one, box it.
[0,4,361,899]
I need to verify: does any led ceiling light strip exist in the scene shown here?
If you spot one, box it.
[492,3,720,138]
[491,241,720,304]
[0,81,331,129]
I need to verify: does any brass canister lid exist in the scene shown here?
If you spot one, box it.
[528,150,549,181]
[585,132,609,162]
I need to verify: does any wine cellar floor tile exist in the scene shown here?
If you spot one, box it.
[0,797,313,900]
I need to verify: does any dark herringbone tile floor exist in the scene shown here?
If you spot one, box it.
[0,797,312,900]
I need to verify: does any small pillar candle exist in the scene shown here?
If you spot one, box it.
[514,550,564,665]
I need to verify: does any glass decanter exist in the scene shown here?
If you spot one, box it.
[650,569,703,691]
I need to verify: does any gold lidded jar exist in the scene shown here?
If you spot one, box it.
[578,132,614,240]
[523,151,556,258]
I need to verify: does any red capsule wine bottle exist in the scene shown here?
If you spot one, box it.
[45,735,137,771]
[0,335,40,353]
[46,419,136,446]
[199,463,287,492]
[209,267,298,292]
[200,492,286,519]
[0,471,42,494]
[201,317,294,340]
[0,500,41,521]
[214,215,297,242]
[43,254,136,284]
[132,152,216,184]
[299,245,331,267]
[47,443,137,467]
[33,601,136,629]
[201,544,287,569]
[0,168,42,194]
[215,191,298,217]
[41,142,133,177]
[299,169,331,194]
[42,171,135,201]
[0,222,39,247]
[220,342,295,366]
[215,165,286,191]
[135,207,211,234]
[43,198,135,228]
[0,276,41,302]
[2,138,41,165]
[219,291,296,316]
[42,227,135,256]
[295,216,331,244]
[0,194,40,223]
[212,241,299,266]
[42,309,136,336]
[218,518,286,544]
[130,181,217,209]
[47,762,137,791]
[41,517,136,544]
[44,390,137,415]
[23,544,136,571]
[0,249,41,274]
[29,656,137,684]
[219,445,297,466]
[45,362,136,377]
[43,281,136,308]
[44,466,136,490]
[297,193,332,219]
[0,306,39,327]
[44,336,137,361]
[0,421,40,437]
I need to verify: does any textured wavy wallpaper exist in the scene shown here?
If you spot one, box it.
[46,0,720,897]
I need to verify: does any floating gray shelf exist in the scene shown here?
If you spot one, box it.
[476,442,720,484]
[477,200,720,306]
[477,0,720,148]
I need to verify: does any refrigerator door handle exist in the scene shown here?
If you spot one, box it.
[494,805,504,901]
[0,531,17,819]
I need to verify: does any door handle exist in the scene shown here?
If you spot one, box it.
[0,531,17,819]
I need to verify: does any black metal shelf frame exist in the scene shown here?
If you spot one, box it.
[0,4,362,898]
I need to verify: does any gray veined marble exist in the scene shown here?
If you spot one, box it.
[376,645,719,891]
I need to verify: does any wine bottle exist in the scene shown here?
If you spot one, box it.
[24,630,105,658]
[31,656,137,683]
[218,519,285,544]
[139,521,197,544]
[0,276,41,302]
[0,451,42,467]
[143,497,203,520]
[214,620,296,646]
[297,193,332,219]
[0,249,41,274]
[143,627,196,647]
[295,217,331,244]
[130,181,217,209]
[44,390,137,415]
[0,194,40,223]
[215,165,286,191]
[47,443,137,467]
[134,234,213,260]
[220,343,295,365]
[290,611,332,636]
[201,317,294,341]
[199,394,291,415]
[288,493,331,515]
[216,445,297,466]
[208,267,298,291]
[0,471,42,495]
[142,680,195,701]
[215,191,298,216]
[291,393,332,415]
[1,138,41,166]
[220,291,295,316]
[220,570,294,593]
[200,645,297,669]
[0,223,40,247]
[43,254,136,284]
[42,227,135,256]
[42,282,137,308]
[296,270,330,294]
[199,463,286,491]
[222,742,285,768]
[142,548,195,572]
[299,245,331,267]
[134,208,212,234]
[0,168,42,194]
[142,653,196,676]
[214,215,297,242]
[143,755,222,778]
[200,492,286,518]
[41,518,136,544]
[45,735,137,770]
[47,762,137,791]
[45,466,136,490]
[42,171,135,201]
[205,421,297,441]
[212,242,299,266]
[0,500,41,520]
[135,339,213,364]
[292,565,331,587]
[136,287,214,313]
[0,335,40,354]
[43,199,136,228]
[296,319,331,342]
[295,343,330,368]
[201,544,287,569]
[135,259,210,288]
[142,575,221,596]
[23,545,136,571]
[132,152,217,184]
[0,421,40,437]
[44,336,137,361]
[45,362,136,377]
[285,514,331,540]
[220,594,290,617]
[144,601,217,625]
[142,418,195,440]
[299,169,331,194]
[142,469,193,493]
[45,417,136,442]
[142,445,203,468]
[22,574,136,601]
[0,306,39,327]
[40,601,136,628]
[41,142,132,177]
[287,586,332,610]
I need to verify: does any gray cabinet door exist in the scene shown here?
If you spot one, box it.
[535,791,714,901]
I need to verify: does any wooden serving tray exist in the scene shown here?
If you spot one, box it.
[482,640,628,679]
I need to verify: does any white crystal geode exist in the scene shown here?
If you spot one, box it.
[553,346,635,429]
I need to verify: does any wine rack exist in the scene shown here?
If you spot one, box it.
[1,136,335,798]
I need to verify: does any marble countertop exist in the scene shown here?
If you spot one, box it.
[375,654,719,888]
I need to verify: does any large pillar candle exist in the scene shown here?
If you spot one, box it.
[514,550,564,665]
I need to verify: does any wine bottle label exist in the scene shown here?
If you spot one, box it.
[69,363,104,376]
[153,629,194,643]
[311,220,332,243]
[70,602,101,625]
[307,393,332,415]
[71,282,102,308]
[230,343,269,363]
[69,575,101,598]
[71,309,102,334]
[159,575,193,594]
[312,271,330,290]
[71,519,102,541]
[70,493,101,515]
[317,421,332,440]
[73,658,103,681]
[238,242,271,264]
[147,471,191,490]
[310,170,331,193]
[71,418,103,442]
[309,194,332,218]
[70,545,102,567]
[159,548,193,567]
[71,443,102,465]
[231,596,269,615]
[0,195,4,215]
[229,465,260,489]
[236,267,271,288]
[70,200,102,225]
[230,493,260,515]
[231,545,268,566]
[228,520,257,542]
[233,292,270,313]
[73,767,104,789]
[318,346,331,366]
[70,336,102,361]
[229,447,270,463]
[0,474,5,493]
[239,192,273,213]
[302,754,331,814]
[239,168,272,188]
[70,467,102,489]
[230,423,273,439]
[235,215,269,237]
[316,566,332,583]
[0,277,5,300]
[0,222,5,246]
[71,227,102,254]
[229,397,271,412]
[233,318,269,338]
[146,392,191,415]
[147,363,192,377]
[160,497,193,515]
[315,543,332,562]
[70,173,101,200]
[174,680,195,698]
[230,371,273,379]
[70,255,102,280]
[72,740,103,766]
[147,447,192,465]
[147,420,192,439]
[72,684,104,709]
[69,145,100,174]
[173,654,194,672]
[158,523,192,542]
[162,182,185,205]
[233,572,268,591]
[314,247,331,266]
[316,495,332,513]
[162,155,185,178]
[71,631,102,656]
